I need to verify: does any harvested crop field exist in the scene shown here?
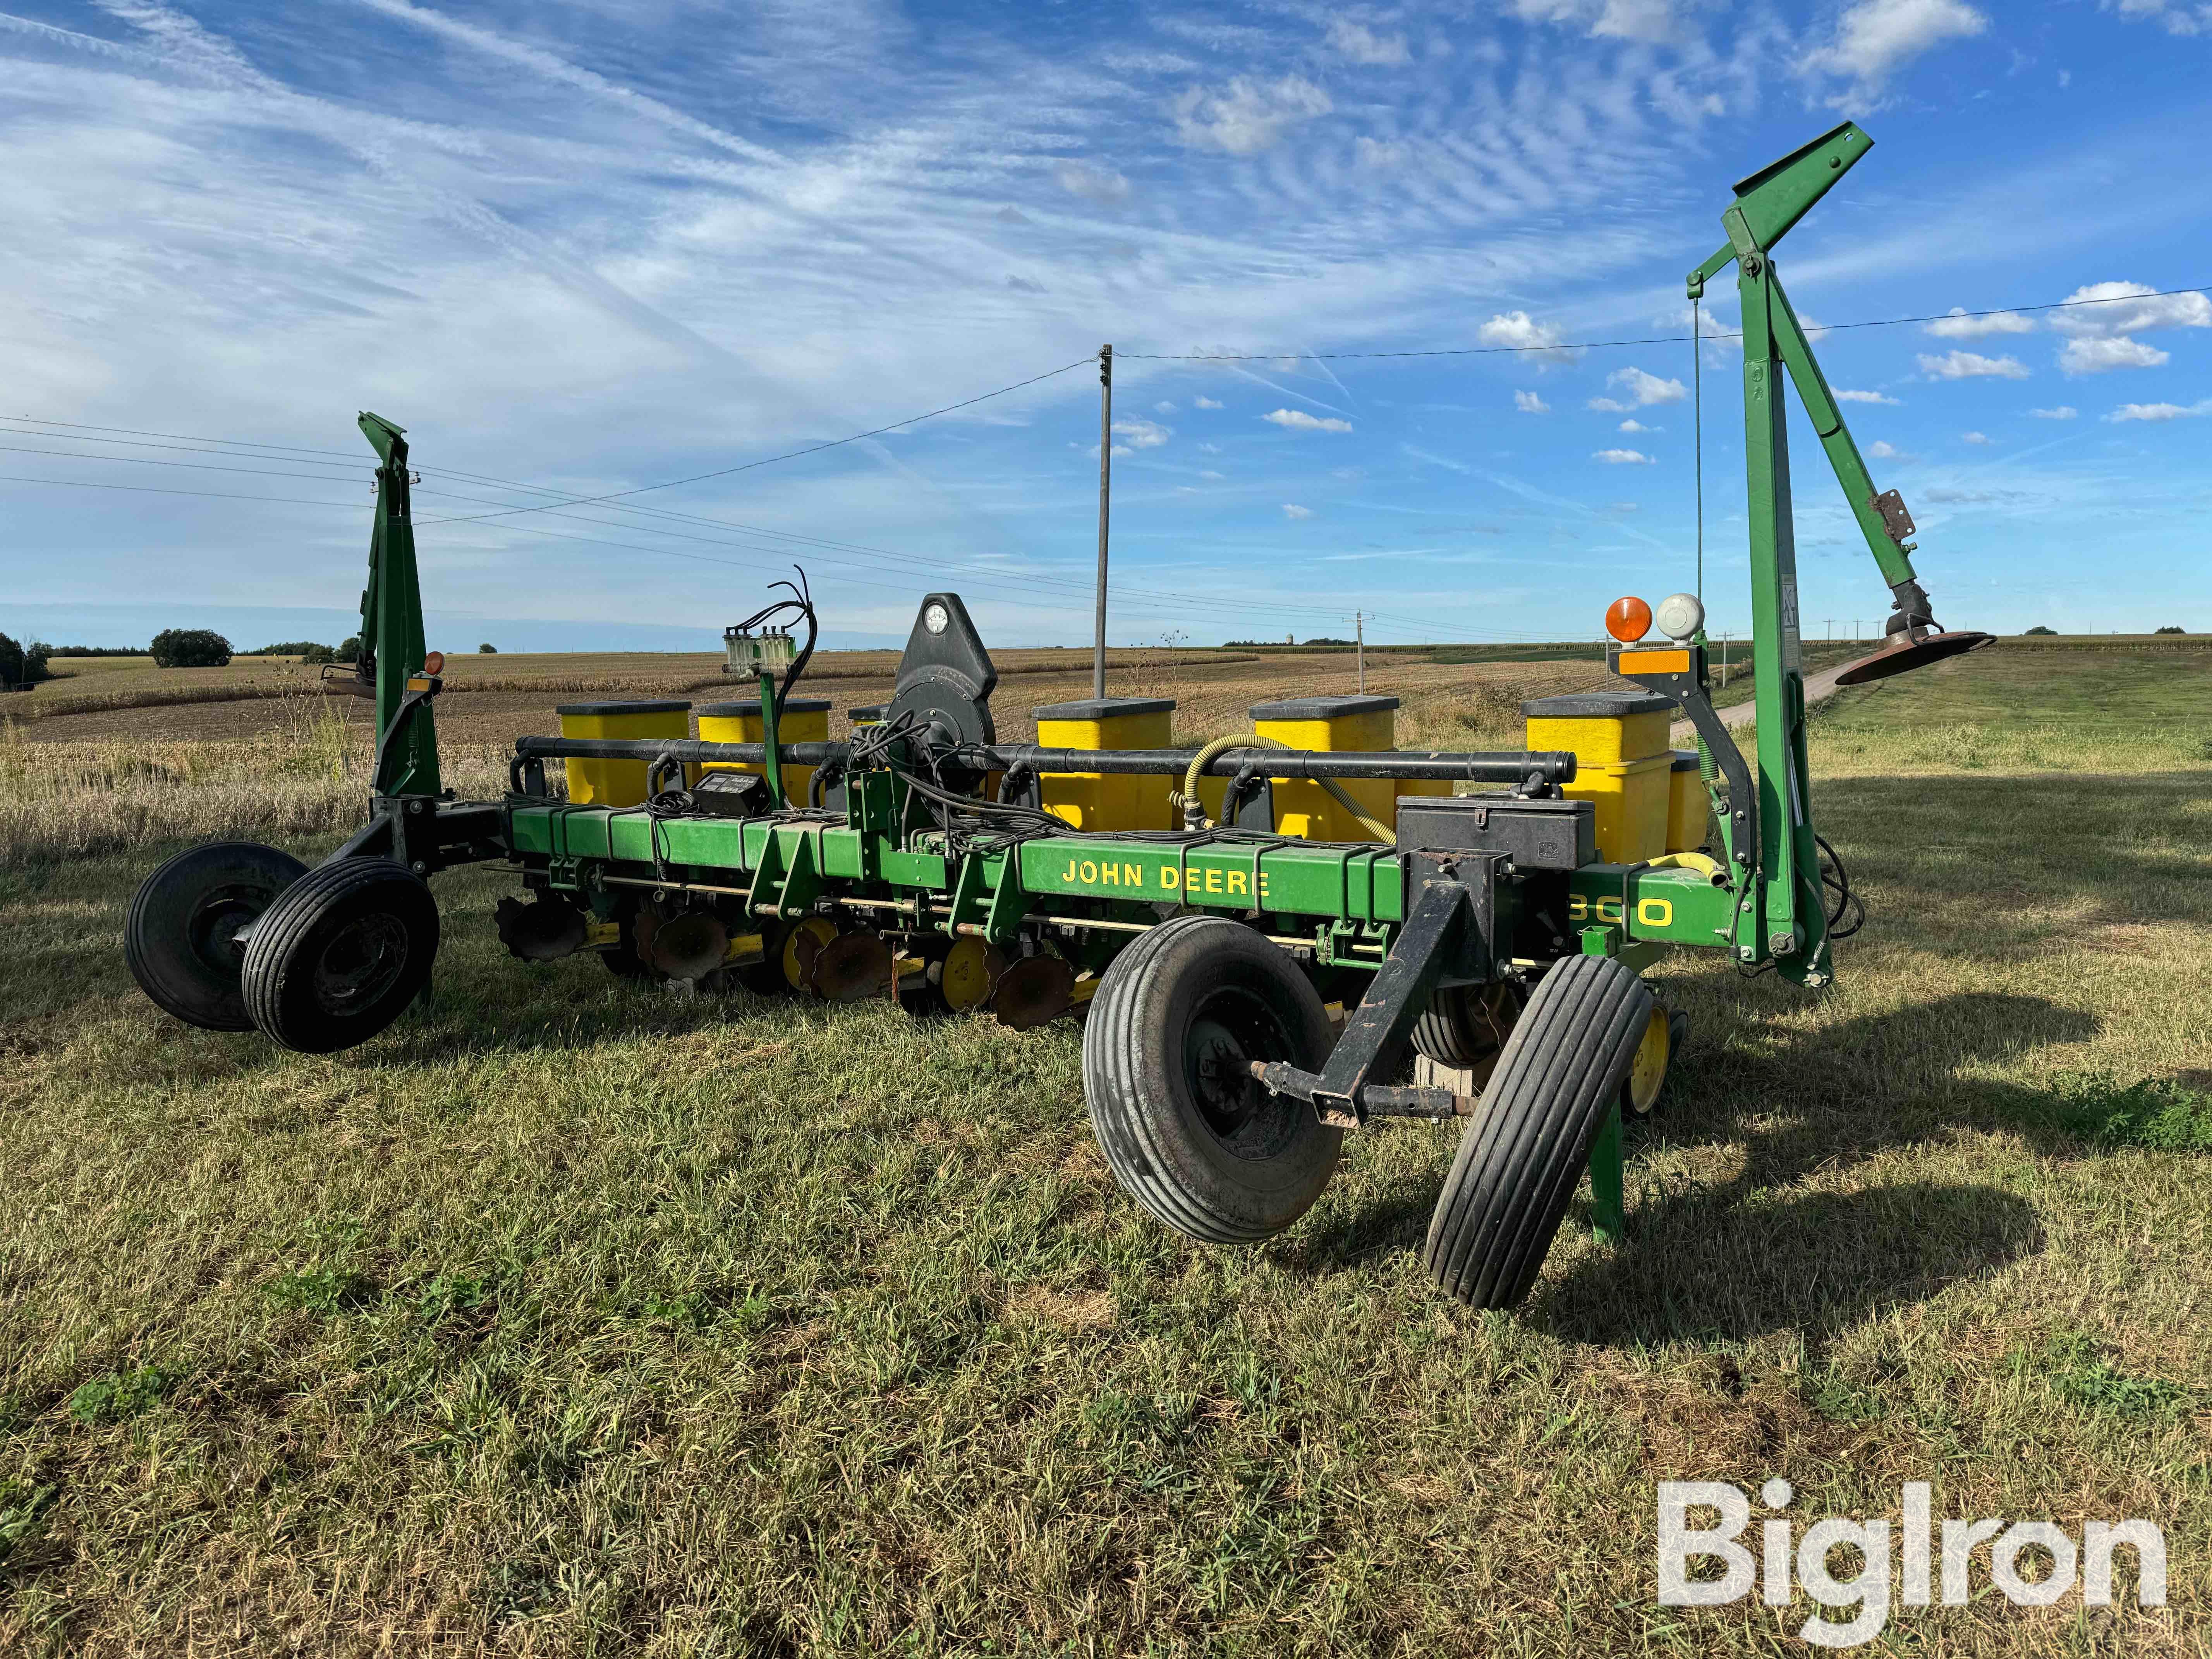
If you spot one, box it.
[1,647,2206,1656]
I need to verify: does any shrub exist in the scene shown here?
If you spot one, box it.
[2154,625,2186,635]
[149,628,233,668]
[253,639,337,662]
[335,635,362,665]
[478,642,498,653]
[0,634,51,688]
[2022,625,2057,636]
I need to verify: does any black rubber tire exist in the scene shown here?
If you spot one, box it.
[1082,915,1342,1244]
[240,858,440,1054]
[125,841,308,1030]
[1411,980,1522,1067]
[1424,955,1653,1309]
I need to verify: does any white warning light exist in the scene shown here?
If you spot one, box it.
[1654,592,1705,642]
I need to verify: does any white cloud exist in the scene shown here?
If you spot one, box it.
[1618,419,1655,433]
[1510,0,1678,42]
[1478,311,1563,352]
[1262,408,1353,433]
[1154,401,1177,414]
[1589,367,1686,412]
[1803,0,1989,86]
[2029,405,2078,419]
[1053,160,1131,206]
[2102,0,2211,36]
[1923,306,2034,338]
[1198,469,1224,479]
[1112,417,1172,448]
[2049,280,2212,338]
[2059,336,2169,374]
[1962,431,1991,444]
[1593,448,1653,465]
[1281,503,1315,519]
[1834,389,1901,405]
[1918,350,2030,380]
[1328,19,1411,64]
[2106,400,2209,422]
[1353,136,1409,168]
[1193,396,1224,410]
[1867,440,1907,459]
[1171,75,1332,155]
[1514,389,1550,414]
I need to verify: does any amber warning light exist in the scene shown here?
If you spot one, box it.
[1604,596,1652,644]
[422,651,446,675]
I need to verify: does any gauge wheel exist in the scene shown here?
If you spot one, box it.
[240,858,439,1054]
[1083,915,1341,1244]
[1424,955,1652,1309]
[125,841,309,1030]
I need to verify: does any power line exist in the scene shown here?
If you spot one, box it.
[0,418,1502,630]
[1115,283,2211,361]
[415,357,1097,529]
[0,441,368,485]
[0,415,364,460]
[0,474,364,507]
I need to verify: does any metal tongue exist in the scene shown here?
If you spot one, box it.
[1835,628,1995,686]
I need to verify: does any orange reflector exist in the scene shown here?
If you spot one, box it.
[421,650,446,674]
[1605,596,1652,643]
[1618,648,1691,675]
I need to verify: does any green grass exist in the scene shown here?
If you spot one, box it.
[1,649,2209,1654]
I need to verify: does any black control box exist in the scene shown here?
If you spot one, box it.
[1395,793,1596,871]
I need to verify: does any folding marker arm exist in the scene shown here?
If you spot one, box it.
[1686,122,1935,637]
[357,410,440,800]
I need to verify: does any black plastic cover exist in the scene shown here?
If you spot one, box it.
[1249,694,1399,719]
[689,771,773,819]
[1519,692,1676,719]
[1395,793,1596,872]
[898,593,997,701]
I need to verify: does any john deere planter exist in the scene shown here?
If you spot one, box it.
[126,124,1988,1309]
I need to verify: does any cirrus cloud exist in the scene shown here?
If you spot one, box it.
[1281,502,1315,519]
[1171,75,1332,155]
[1593,448,1653,465]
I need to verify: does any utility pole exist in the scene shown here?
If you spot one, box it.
[1852,617,1862,643]
[1354,611,1365,692]
[1093,344,1112,700]
[1823,617,1833,643]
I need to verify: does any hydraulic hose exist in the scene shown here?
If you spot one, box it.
[1173,733,1397,844]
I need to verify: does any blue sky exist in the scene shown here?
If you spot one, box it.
[2,0,2207,653]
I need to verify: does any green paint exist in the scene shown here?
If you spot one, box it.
[357,411,439,799]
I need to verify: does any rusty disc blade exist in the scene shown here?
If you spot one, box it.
[993,955,1075,1031]
[1834,629,1994,687]
[812,930,893,1002]
[642,912,729,980]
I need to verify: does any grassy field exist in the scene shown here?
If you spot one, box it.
[0,648,2207,1655]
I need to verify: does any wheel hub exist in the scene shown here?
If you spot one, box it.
[312,914,411,1014]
